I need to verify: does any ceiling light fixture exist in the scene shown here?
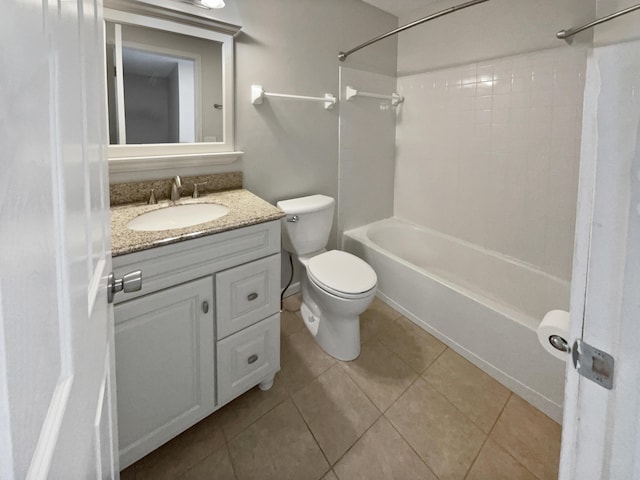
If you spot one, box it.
[192,0,225,9]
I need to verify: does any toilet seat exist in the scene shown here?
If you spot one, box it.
[307,250,377,299]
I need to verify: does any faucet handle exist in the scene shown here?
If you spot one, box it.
[148,189,157,205]
[192,182,207,199]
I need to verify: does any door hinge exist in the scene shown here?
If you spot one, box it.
[572,339,614,390]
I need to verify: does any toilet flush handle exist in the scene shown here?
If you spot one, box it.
[286,215,299,223]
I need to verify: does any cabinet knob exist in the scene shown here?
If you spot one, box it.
[202,301,209,314]
[247,292,259,301]
[247,354,259,364]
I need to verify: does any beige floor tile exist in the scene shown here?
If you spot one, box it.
[322,470,338,480]
[369,297,403,321]
[135,412,226,480]
[292,364,380,464]
[333,417,437,480]
[340,339,417,412]
[490,395,562,480]
[282,292,302,311]
[423,348,510,433]
[280,309,305,337]
[228,399,329,480]
[119,466,135,480]
[281,294,304,337]
[217,381,289,441]
[466,439,537,480]
[385,378,486,480]
[179,447,237,480]
[279,328,336,394]
[360,298,401,343]
[377,316,446,373]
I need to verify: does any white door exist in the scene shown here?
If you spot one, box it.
[0,0,116,478]
[559,38,640,479]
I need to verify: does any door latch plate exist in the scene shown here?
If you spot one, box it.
[572,339,614,390]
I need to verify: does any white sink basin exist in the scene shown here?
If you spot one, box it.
[127,203,230,231]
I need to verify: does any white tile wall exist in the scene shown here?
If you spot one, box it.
[395,47,586,280]
[338,67,396,242]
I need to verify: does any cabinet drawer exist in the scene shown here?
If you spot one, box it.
[216,254,280,338]
[217,313,280,405]
[112,220,280,304]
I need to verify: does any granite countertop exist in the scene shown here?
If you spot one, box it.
[111,189,284,257]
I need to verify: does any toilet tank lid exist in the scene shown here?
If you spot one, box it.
[277,195,334,214]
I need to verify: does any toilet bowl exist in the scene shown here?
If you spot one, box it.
[277,195,377,361]
[298,250,377,360]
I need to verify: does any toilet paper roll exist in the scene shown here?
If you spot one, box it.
[537,310,570,360]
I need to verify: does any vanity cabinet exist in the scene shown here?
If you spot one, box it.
[112,220,281,468]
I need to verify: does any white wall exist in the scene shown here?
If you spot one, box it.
[233,0,397,245]
[594,0,640,45]
[394,1,592,281]
[338,67,397,241]
[232,0,397,287]
[395,48,586,280]
[397,0,594,75]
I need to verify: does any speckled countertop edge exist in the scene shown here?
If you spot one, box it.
[111,189,284,257]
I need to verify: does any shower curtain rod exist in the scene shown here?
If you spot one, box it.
[338,0,490,62]
[556,3,640,40]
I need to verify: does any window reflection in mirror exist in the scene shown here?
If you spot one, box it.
[105,21,223,145]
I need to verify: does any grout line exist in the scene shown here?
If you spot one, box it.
[462,433,490,480]
[421,348,513,436]
[222,383,292,444]
[463,392,514,480]
[487,391,513,436]
[338,339,418,416]
[290,362,385,470]
[382,410,441,480]
[419,345,449,375]
[224,442,240,480]
[483,393,548,480]
[328,410,384,471]
[463,394,517,480]
[289,394,334,477]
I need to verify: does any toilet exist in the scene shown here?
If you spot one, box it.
[277,194,377,361]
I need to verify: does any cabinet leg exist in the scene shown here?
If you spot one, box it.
[258,374,275,391]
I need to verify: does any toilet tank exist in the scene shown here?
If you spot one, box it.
[277,195,335,255]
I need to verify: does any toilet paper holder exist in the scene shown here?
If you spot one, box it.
[548,334,570,353]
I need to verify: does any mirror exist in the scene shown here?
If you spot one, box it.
[104,5,239,170]
[106,22,223,144]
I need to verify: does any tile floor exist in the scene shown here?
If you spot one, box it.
[121,295,561,480]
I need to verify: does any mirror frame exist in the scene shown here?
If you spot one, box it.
[103,1,241,175]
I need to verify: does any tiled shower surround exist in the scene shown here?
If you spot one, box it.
[395,47,587,280]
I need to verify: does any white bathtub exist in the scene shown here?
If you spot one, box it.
[344,217,569,421]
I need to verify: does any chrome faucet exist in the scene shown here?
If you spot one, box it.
[171,175,182,202]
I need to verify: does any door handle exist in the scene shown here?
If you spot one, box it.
[107,270,142,303]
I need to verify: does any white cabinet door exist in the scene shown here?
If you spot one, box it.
[115,277,215,468]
